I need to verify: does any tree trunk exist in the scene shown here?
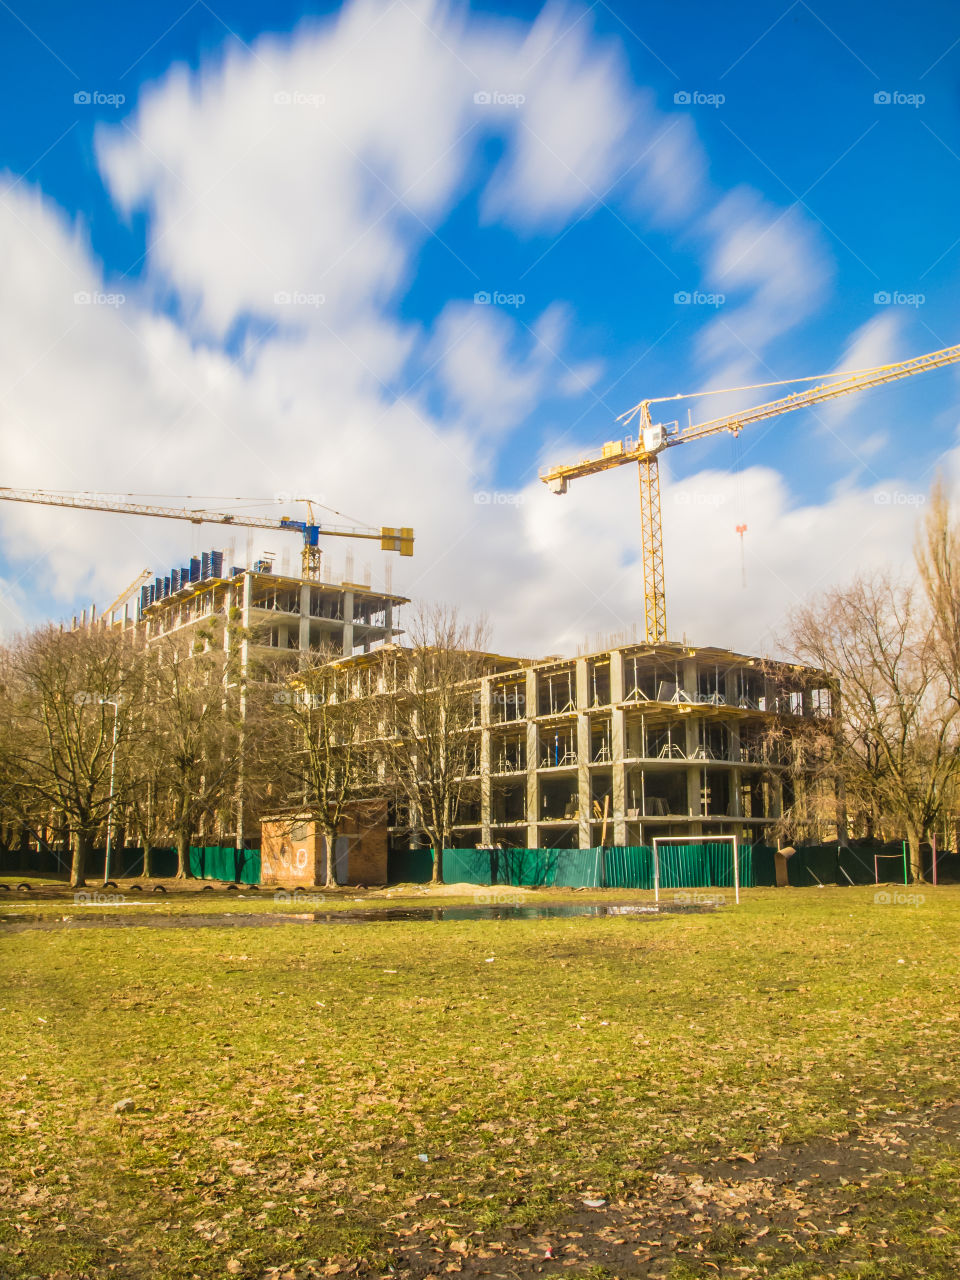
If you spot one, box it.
[71,829,91,889]
[906,821,924,883]
[175,830,192,879]
[323,831,338,888]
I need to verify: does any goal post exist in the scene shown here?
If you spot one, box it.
[651,835,740,906]
[874,843,909,885]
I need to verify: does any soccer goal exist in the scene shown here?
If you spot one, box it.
[651,835,740,906]
[874,844,909,885]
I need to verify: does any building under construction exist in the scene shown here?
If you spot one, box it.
[85,546,832,852]
[95,547,407,661]
[341,639,831,852]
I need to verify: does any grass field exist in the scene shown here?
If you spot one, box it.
[2,883,959,1279]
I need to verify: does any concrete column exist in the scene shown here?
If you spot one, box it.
[730,767,742,817]
[578,711,591,849]
[611,707,627,845]
[299,583,311,654]
[480,677,492,846]
[575,657,589,710]
[763,677,777,714]
[341,589,354,657]
[682,657,698,701]
[240,574,252,670]
[608,648,627,843]
[685,711,701,823]
[686,766,701,820]
[525,668,538,849]
[724,666,739,706]
[610,651,624,700]
[684,713,699,759]
[384,600,393,643]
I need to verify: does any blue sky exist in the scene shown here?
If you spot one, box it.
[1,0,959,654]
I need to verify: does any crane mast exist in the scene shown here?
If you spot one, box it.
[541,341,960,644]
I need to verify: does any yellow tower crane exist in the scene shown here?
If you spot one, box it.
[0,489,414,581]
[541,341,960,644]
[99,567,152,627]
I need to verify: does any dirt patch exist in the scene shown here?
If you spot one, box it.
[336,1101,960,1280]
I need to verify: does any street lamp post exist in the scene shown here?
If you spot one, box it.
[101,698,120,886]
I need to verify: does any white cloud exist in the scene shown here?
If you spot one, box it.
[2,0,946,664]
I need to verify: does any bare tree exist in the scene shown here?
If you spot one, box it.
[2,625,146,887]
[917,476,960,708]
[785,573,960,880]
[375,604,489,884]
[257,649,380,888]
[145,635,244,879]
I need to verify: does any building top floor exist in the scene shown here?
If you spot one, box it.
[331,639,832,722]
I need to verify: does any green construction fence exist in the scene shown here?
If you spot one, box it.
[188,845,261,884]
[389,843,756,889]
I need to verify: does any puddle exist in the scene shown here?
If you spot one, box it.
[0,901,715,932]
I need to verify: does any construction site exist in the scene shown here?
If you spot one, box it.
[3,342,959,865]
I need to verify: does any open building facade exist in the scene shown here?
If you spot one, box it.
[97,550,831,854]
[344,641,832,852]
